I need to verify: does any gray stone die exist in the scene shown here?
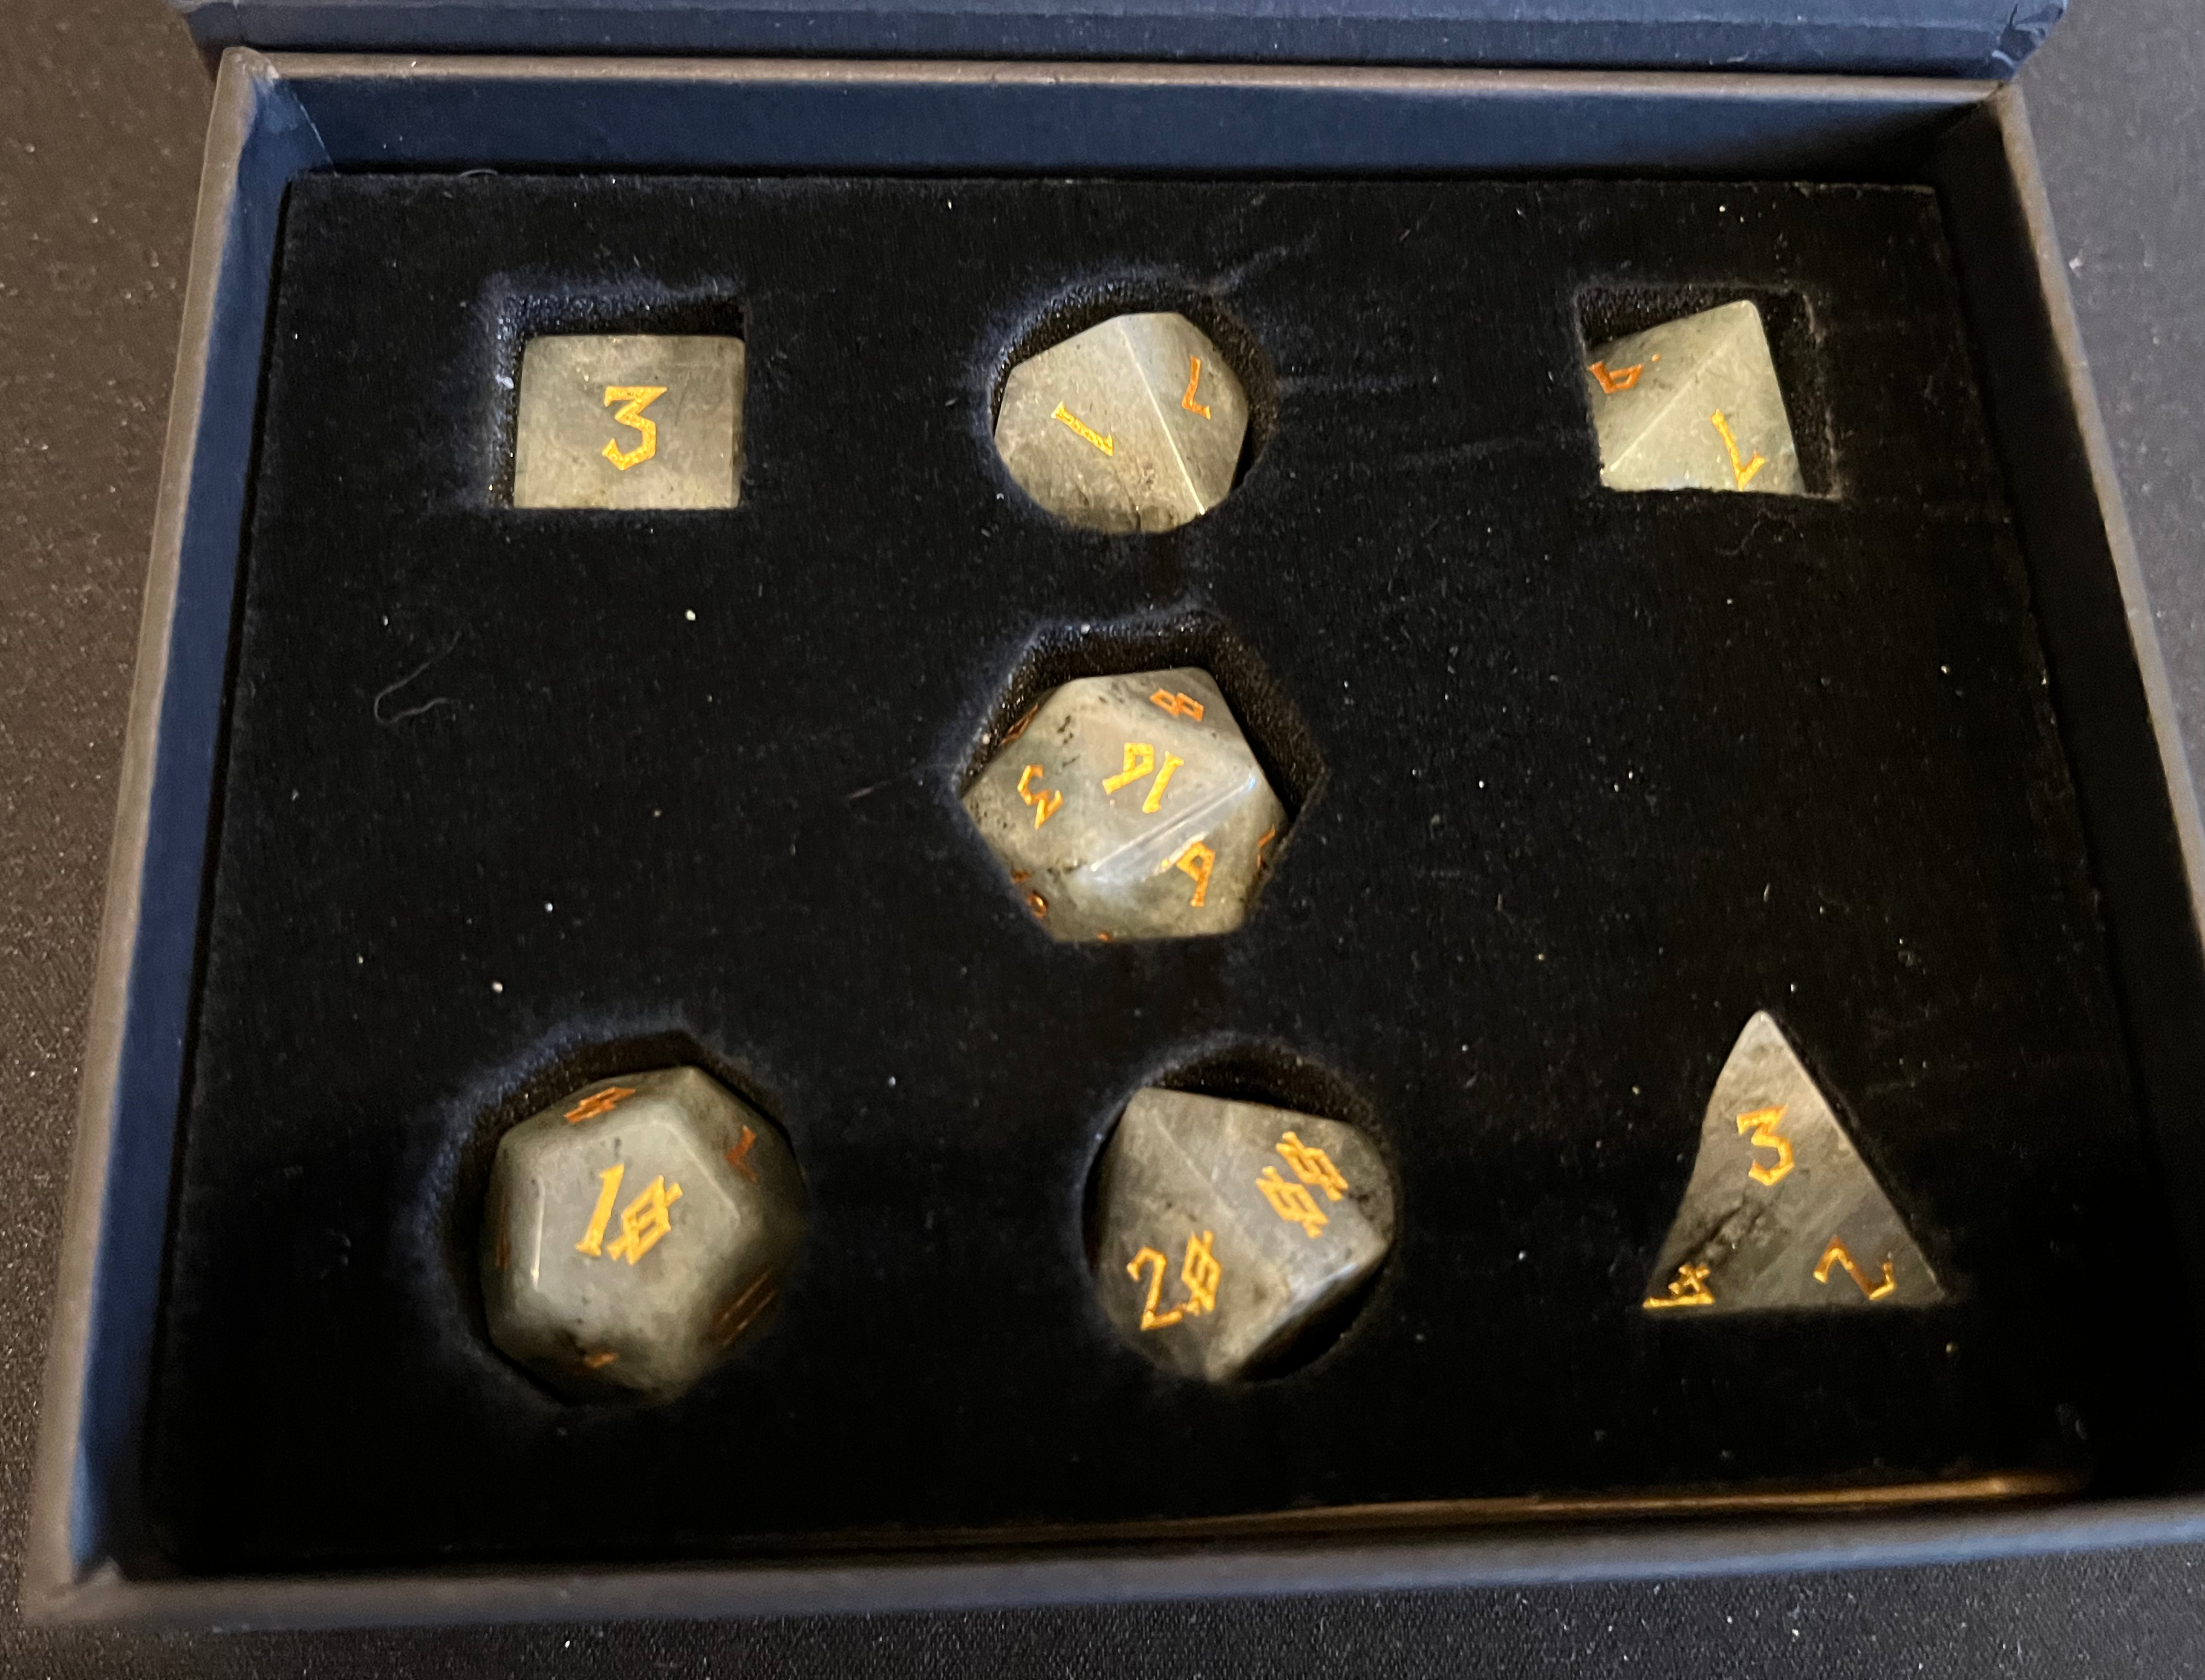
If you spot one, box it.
[962,666,1285,943]
[512,334,746,510]
[480,1066,804,1402]
[994,312,1249,533]
[1641,1012,1944,1316]
[1583,300,1806,497]
[1095,1089,1396,1382]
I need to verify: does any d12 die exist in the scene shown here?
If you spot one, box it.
[994,312,1249,533]
[1094,1088,1395,1381]
[962,666,1285,942]
[480,1066,804,1402]
[1583,300,1806,496]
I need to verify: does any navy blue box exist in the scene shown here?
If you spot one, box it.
[169,0,2068,76]
[22,15,2205,1628]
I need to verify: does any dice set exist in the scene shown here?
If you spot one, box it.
[471,293,1947,1406]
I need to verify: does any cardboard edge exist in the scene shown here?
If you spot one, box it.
[166,0,2048,80]
[1990,84,2205,929]
[19,48,329,1625]
[31,1495,2205,1630]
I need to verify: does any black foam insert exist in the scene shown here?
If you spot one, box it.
[147,173,2196,1571]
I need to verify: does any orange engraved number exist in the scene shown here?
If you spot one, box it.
[602,385,667,472]
[565,1084,636,1124]
[1101,741,1187,813]
[725,1124,760,1182]
[1256,1167,1328,1238]
[1735,1105,1794,1187]
[1644,1262,1716,1310]
[1017,763,1062,828]
[1589,360,1643,394]
[1179,1231,1220,1314]
[1051,401,1115,456]
[575,1164,624,1257]
[1275,1130,1349,1200]
[1148,689,1205,721]
[1182,355,1213,419]
[1814,1239,1897,1301]
[1128,1232,1222,1330]
[1102,742,1155,793]
[605,1174,683,1265]
[1710,409,1767,489]
[1171,839,1216,907]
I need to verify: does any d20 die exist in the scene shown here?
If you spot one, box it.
[994,312,1249,533]
[1583,300,1806,496]
[480,1066,803,1402]
[512,334,746,509]
[1094,1089,1395,1381]
[962,666,1285,942]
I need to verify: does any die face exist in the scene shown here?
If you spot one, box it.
[481,1066,803,1402]
[512,334,746,510]
[962,667,1285,942]
[994,312,1250,534]
[1641,1012,1944,1316]
[1584,301,1806,497]
[1094,1089,1395,1381]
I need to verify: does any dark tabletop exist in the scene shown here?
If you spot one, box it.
[4,0,2203,1671]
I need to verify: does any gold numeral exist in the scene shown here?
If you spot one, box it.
[602,384,667,471]
[1179,1230,1220,1315]
[605,1174,683,1265]
[1275,1130,1349,1200]
[1051,401,1115,456]
[1127,1232,1221,1330]
[1142,755,1184,813]
[1101,742,1185,813]
[1171,838,1216,907]
[576,1163,684,1265]
[1814,1239,1897,1301]
[1589,359,1643,394]
[1102,742,1155,794]
[1643,1262,1715,1309]
[1148,689,1205,721]
[1181,355,1213,419]
[1710,409,1767,489]
[575,1163,624,1257]
[565,1084,636,1124]
[1735,1105,1794,1187]
[724,1124,760,1182]
[1256,1167,1329,1238]
[1017,763,1063,827]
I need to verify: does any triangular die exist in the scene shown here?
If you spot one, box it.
[1641,1012,1943,1315]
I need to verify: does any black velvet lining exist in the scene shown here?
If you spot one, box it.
[147,174,2195,1571]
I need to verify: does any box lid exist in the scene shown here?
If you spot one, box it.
[173,0,2067,79]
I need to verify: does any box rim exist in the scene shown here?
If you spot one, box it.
[24,48,2205,1628]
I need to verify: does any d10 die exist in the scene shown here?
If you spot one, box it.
[480,1066,803,1402]
[962,666,1285,942]
[1583,300,1806,497]
[994,312,1249,533]
[1094,1088,1395,1381]
[512,334,746,510]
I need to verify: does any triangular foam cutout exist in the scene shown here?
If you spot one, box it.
[1641,1011,1944,1315]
